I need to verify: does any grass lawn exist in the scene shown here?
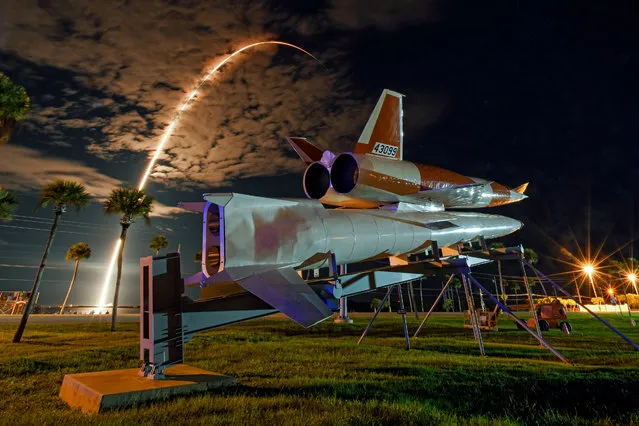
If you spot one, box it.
[1,312,638,425]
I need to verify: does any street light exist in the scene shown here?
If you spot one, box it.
[626,273,638,327]
[628,273,638,293]
[582,263,600,309]
[583,264,595,277]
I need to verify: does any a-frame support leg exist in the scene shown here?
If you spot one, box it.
[461,273,486,357]
[466,274,571,365]
[414,274,455,337]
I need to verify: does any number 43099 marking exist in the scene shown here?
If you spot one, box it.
[372,142,398,157]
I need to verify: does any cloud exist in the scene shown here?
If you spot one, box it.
[0,144,121,197]
[1,0,372,189]
[150,204,186,219]
[2,0,449,193]
[0,144,186,217]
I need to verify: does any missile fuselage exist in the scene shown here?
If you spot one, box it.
[305,153,527,210]
[200,193,522,280]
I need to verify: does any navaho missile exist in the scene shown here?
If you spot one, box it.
[180,193,522,328]
[288,89,529,210]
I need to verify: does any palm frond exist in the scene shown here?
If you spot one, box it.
[149,234,169,253]
[0,73,30,147]
[0,186,19,221]
[66,242,92,261]
[39,180,91,212]
[104,187,155,224]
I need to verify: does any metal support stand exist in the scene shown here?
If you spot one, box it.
[524,262,639,351]
[335,262,353,323]
[409,282,419,319]
[358,284,411,350]
[466,274,571,365]
[461,273,486,356]
[497,260,506,304]
[479,236,487,251]
[520,259,543,339]
[358,286,393,344]
[397,285,411,350]
[431,241,440,261]
[414,274,455,337]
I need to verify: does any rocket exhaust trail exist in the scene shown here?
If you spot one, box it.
[98,41,324,309]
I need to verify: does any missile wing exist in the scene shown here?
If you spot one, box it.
[234,266,333,328]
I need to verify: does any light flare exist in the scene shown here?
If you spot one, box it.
[98,41,322,309]
[582,263,595,277]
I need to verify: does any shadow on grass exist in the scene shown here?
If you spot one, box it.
[0,357,57,376]
[223,369,639,424]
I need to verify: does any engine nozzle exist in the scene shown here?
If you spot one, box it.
[303,162,331,199]
[330,153,359,194]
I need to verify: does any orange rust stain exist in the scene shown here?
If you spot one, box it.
[415,165,475,190]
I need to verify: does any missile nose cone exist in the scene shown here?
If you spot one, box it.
[509,190,528,201]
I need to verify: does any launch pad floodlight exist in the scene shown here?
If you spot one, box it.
[608,288,615,296]
[628,273,637,284]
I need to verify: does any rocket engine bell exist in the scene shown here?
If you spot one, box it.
[303,162,330,199]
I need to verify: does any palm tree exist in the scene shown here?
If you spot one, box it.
[450,275,463,312]
[0,72,30,147]
[60,242,91,314]
[523,248,539,265]
[13,180,90,343]
[149,234,168,255]
[0,186,18,221]
[610,258,639,294]
[509,279,522,294]
[104,187,154,332]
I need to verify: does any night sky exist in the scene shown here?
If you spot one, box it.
[1,0,638,305]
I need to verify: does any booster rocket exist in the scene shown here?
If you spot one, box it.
[180,193,522,328]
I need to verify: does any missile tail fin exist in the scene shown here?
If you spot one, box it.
[354,89,404,160]
[286,137,324,165]
[235,266,333,328]
[513,182,529,194]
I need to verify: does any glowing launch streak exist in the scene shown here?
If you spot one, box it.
[98,41,322,310]
[137,41,320,190]
[97,239,122,310]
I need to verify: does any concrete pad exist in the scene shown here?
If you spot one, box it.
[60,364,236,414]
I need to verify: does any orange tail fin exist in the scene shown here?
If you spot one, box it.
[286,137,324,165]
[353,89,404,160]
[513,182,529,194]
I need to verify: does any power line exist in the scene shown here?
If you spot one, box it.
[0,224,100,235]
[0,263,68,270]
[11,216,113,230]
[0,277,69,282]
[0,223,161,238]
